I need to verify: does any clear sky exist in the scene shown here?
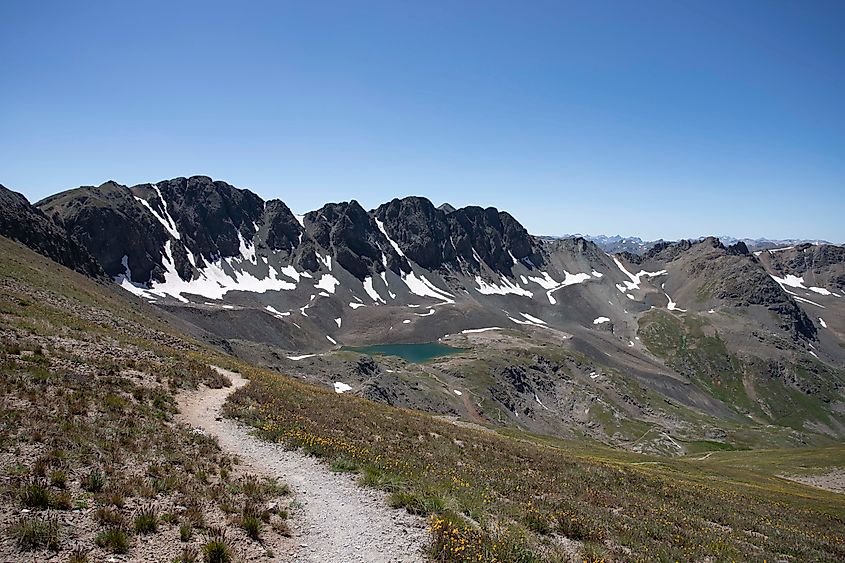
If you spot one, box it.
[1,1,843,241]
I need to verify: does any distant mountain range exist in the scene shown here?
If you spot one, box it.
[2,175,844,453]
[551,234,834,255]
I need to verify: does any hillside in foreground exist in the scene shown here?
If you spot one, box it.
[1,235,844,561]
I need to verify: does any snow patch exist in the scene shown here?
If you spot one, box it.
[279,265,302,282]
[506,312,549,326]
[334,382,352,394]
[121,238,301,303]
[771,273,807,290]
[326,335,337,345]
[453,390,463,396]
[611,256,666,291]
[375,218,406,257]
[461,327,502,334]
[317,254,332,270]
[593,316,610,325]
[528,270,591,304]
[809,286,833,296]
[349,302,367,309]
[265,305,290,318]
[401,271,455,304]
[380,271,397,299]
[664,292,686,312]
[363,277,385,303]
[134,184,181,240]
[315,274,340,294]
[334,317,342,327]
[520,312,547,325]
[238,232,256,263]
[475,275,533,297]
[287,354,316,361]
[819,317,828,328]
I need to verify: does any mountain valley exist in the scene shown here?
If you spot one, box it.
[1,176,844,561]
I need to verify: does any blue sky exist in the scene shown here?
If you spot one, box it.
[1,1,843,241]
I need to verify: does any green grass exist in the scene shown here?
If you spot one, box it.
[227,366,845,561]
[638,309,845,436]
[94,527,129,553]
[682,440,739,453]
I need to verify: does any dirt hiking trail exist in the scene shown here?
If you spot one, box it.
[178,367,428,562]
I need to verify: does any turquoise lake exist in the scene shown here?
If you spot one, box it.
[343,342,465,363]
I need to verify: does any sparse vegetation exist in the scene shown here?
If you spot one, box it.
[175,546,199,563]
[67,545,90,563]
[201,529,232,563]
[240,513,262,540]
[94,527,129,554]
[228,365,845,561]
[19,479,50,509]
[82,469,105,493]
[331,456,359,473]
[94,507,126,527]
[9,515,60,551]
[133,505,159,534]
[2,208,844,562]
[0,238,290,560]
[179,522,193,542]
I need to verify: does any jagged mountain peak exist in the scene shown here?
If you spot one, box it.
[0,184,105,279]
[25,175,843,362]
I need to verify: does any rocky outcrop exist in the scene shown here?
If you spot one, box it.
[304,200,408,280]
[374,196,545,274]
[39,181,177,284]
[40,177,286,284]
[262,199,304,255]
[0,184,105,279]
[647,238,817,340]
[763,244,845,292]
[142,176,265,263]
[374,197,456,270]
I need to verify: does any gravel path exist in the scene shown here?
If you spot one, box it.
[178,368,428,562]
[780,469,845,495]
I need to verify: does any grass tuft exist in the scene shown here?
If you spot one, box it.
[133,505,159,535]
[10,515,60,551]
[19,479,50,509]
[201,529,232,563]
[95,527,129,554]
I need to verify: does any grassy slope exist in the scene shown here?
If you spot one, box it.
[638,309,844,440]
[0,237,290,561]
[2,236,844,561]
[227,365,845,562]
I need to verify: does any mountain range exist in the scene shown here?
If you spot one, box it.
[557,233,836,255]
[2,175,844,454]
